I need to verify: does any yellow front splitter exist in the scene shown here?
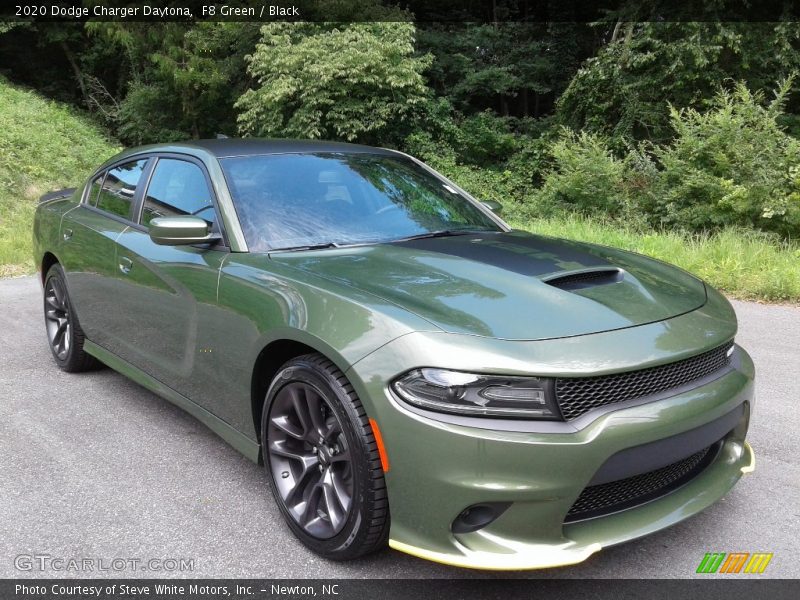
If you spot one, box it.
[388,538,602,571]
[740,441,755,474]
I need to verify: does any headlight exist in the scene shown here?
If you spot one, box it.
[391,368,560,419]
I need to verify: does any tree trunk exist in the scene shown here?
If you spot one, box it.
[624,22,635,44]
[621,22,635,64]
[611,20,623,43]
[59,40,91,111]
[521,89,529,117]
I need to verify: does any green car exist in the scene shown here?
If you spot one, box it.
[32,139,755,570]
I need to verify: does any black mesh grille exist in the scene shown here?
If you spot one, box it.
[565,445,714,522]
[555,342,734,420]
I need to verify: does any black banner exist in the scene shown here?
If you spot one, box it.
[3,579,800,600]
[3,0,800,23]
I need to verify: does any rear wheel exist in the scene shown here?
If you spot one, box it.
[261,353,389,560]
[43,263,98,372]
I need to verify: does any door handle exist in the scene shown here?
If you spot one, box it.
[62,228,73,241]
[119,256,133,275]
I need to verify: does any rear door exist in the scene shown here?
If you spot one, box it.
[60,158,149,350]
[112,155,229,403]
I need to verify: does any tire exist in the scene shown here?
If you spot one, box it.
[261,353,389,560]
[43,263,99,372]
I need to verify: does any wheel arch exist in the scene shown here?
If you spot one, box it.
[41,251,61,284]
[250,335,355,458]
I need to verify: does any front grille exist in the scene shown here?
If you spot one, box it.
[565,445,715,522]
[555,341,734,420]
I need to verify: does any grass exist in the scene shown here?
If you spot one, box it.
[0,77,120,276]
[509,214,800,303]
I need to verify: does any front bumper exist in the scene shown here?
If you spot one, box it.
[387,441,755,570]
[347,310,755,570]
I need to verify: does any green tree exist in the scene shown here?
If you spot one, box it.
[89,21,260,144]
[236,22,432,144]
[557,22,800,144]
[417,22,592,118]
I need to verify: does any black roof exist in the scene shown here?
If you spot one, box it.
[173,138,400,158]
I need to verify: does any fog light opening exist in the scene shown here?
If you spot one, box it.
[451,502,511,534]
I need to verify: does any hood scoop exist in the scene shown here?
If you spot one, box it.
[276,230,707,340]
[543,268,624,291]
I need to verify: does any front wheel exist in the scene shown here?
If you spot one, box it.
[261,353,389,560]
[43,263,98,372]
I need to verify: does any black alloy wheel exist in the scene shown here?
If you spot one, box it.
[267,381,354,539]
[43,263,98,372]
[261,354,390,560]
[44,274,72,361]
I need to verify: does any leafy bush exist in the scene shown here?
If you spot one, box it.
[236,22,432,145]
[534,80,800,238]
[404,131,520,206]
[117,82,188,145]
[532,130,629,218]
[454,111,520,164]
[85,22,260,145]
[404,125,551,219]
[647,80,800,236]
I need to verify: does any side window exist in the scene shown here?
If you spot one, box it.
[86,172,104,206]
[96,159,148,219]
[141,159,218,230]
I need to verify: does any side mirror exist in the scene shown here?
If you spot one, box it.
[148,216,220,246]
[482,200,503,215]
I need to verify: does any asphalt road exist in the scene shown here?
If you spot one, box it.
[1,275,798,579]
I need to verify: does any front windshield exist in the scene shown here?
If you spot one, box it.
[220,153,501,251]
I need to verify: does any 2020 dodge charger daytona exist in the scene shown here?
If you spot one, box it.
[32,139,755,569]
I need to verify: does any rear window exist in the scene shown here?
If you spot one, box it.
[95,159,148,219]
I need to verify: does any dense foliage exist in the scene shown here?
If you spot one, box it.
[237,22,431,144]
[534,81,800,237]
[556,22,800,144]
[2,10,800,239]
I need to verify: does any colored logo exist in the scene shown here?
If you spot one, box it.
[696,552,773,574]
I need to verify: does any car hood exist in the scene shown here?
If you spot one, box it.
[273,231,707,340]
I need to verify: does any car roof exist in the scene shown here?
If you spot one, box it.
[183,138,400,158]
[97,138,403,172]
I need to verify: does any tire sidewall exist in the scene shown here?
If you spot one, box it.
[44,264,76,369]
[261,358,373,557]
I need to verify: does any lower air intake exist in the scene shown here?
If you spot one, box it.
[565,444,717,522]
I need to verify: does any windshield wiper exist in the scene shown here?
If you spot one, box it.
[269,242,340,253]
[392,229,488,243]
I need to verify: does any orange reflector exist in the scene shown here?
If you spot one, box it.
[369,418,390,472]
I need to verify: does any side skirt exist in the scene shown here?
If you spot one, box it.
[84,340,261,463]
